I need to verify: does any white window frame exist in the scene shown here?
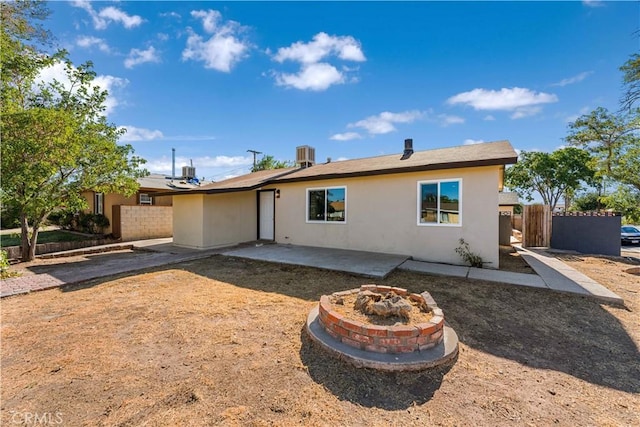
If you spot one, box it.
[416,179,462,227]
[306,186,347,224]
[94,192,104,215]
[139,193,153,205]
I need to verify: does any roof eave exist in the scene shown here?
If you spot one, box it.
[273,156,518,184]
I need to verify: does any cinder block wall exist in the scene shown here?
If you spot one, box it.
[119,205,173,241]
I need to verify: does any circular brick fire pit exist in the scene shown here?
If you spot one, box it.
[306,285,459,371]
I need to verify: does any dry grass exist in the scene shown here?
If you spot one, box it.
[1,250,639,426]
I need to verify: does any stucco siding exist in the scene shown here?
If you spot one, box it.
[267,166,500,268]
[201,192,257,248]
[173,194,205,248]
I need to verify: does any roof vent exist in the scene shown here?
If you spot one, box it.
[296,145,315,168]
[400,138,414,160]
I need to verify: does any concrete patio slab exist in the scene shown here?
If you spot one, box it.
[398,260,469,278]
[222,244,410,278]
[467,268,548,289]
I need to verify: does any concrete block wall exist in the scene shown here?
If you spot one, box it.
[119,205,173,241]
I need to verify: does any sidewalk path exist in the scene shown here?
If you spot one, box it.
[399,246,623,305]
[0,238,233,298]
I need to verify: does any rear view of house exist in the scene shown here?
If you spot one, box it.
[168,140,518,268]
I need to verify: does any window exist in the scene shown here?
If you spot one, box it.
[139,193,153,205]
[307,187,346,223]
[94,192,104,215]
[417,179,461,225]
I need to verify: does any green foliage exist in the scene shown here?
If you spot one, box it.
[620,53,640,111]
[455,238,484,268]
[504,147,596,212]
[1,1,147,261]
[572,192,603,212]
[0,250,19,279]
[565,106,640,176]
[78,213,109,235]
[251,155,294,172]
[601,186,640,225]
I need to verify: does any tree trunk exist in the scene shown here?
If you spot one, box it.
[28,225,39,261]
[19,212,32,261]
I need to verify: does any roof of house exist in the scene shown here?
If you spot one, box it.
[160,140,517,196]
[498,191,520,206]
[138,174,175,190]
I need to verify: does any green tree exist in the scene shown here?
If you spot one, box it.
[1,3,147,261]
[504,147,595,212]
[565,107,639,176]
[251,155,294,172]
[620,53,640,111]
[572,192,602,211]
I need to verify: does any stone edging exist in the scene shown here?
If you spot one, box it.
[317,285,445,354]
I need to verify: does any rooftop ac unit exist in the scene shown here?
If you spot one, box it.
[296,145,315,168]
[182,166,196,179]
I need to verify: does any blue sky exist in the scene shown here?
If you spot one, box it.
[43,1,638,181]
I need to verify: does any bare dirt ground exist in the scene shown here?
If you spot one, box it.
[2,248,639,426]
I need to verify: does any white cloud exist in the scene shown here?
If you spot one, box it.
[552,71,593,87]
[160,11,181,19]
[99,6,143,29]
[510,106,542,119]
[484,115,496,121]
[36,61,128,115]
[181,10,249,72]
[145,155,253,175]
[271,32,365,91]
[447,87,558,119]
[118,126,164,142]
[582,0,604,7]
[274,32,365,64]
[124,46,161,69]
[463,139,485,145]
[348,110,424,135]
[438,114,465,126]
[71,1,143,30]
[76,35,110,53]
[330,132,362,141]
[275,63,344,91]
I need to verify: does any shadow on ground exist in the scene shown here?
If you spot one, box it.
[298,327,456,409]
[59,254,639,395]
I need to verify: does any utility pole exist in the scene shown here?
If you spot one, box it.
[247,149,262,169]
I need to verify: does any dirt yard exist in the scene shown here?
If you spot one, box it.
[1,248,639,426]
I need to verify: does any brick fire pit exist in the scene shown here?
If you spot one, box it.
[306,285,459,371]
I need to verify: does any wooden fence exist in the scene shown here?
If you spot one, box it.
[522,205,551,248]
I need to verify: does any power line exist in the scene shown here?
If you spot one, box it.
[247,149,262,168]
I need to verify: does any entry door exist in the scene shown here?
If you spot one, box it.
[259,191,275,240]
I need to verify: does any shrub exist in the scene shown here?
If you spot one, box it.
[455,238,484,268]
[78,213,109,234]
[0,250,19,279]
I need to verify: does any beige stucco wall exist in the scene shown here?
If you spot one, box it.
[202,192,257,248]
[173,194,205,248]
[119,205,172,241]
[172,192,257,249]
[265,166,501,268]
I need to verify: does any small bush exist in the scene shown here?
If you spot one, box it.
[0,250,19,279]
[455,238,484,268]
[78,213,109,234]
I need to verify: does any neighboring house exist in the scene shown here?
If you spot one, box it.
[83,174,181,237]
[498,191,520,216]
[165,140,517,268]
